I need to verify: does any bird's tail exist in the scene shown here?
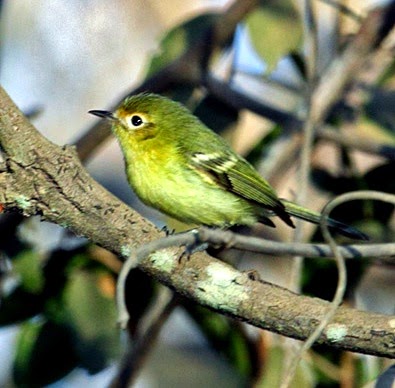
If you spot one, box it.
[281,199,369,240]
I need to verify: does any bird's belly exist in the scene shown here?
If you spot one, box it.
[127,160,256,227]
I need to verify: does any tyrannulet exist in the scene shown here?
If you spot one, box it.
[89,93,367,240]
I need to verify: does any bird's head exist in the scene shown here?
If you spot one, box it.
[89,93,197,143]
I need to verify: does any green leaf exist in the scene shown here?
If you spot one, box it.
[245,124,283,165]
[62,269,120,373]
[13,250,44,294]
[145,13,217,78]
[183,303,257,377]
[376,58,395,86]
[255,346,315,387]
[245,1,302,73]
[13,319,77,387]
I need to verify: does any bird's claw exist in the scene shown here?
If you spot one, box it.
[243,269,261,281]
[161,225,176,236]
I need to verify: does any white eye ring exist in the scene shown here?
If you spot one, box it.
[130,115,144,127]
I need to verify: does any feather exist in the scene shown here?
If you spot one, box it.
[190,151,295,228]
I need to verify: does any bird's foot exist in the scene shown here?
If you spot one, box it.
[176,229,209,263]
[242,269,261,281]
[161,225,175,236]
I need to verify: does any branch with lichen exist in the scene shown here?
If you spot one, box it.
[0,86,394,359]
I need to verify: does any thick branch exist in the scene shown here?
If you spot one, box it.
[0,88,161,253]
[0,86,394,358]
[116,231,395,359]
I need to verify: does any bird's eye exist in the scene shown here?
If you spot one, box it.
[131,115,143,127]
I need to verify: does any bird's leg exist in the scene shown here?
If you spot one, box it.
[176,229,209,263]
[160,225,175,236]
[242,269,262,281]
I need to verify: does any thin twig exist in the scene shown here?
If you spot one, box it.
[111,221,395,359]
[117,233,196,328]
[309,6,387,126]
[289,0,319,296]
[196,227,395,261]
[116,218,395,328]
[279,5,394,383]
[281,199,346,388]
[205,75,395,160]
[318,126,395,160]
[318,0,364,23]
[304,0,319,85]
[111,290,178,388]
[280,190,395,387]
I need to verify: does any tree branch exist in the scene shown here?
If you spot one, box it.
[0,86,394,359]
[111,290,178,388]
[115,229,395,359]
[0,87,162,254]
[193,228,395,261]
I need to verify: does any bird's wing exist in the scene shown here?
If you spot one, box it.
[189,151,294,227]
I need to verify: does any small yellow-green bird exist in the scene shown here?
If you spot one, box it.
[89,93,367,240]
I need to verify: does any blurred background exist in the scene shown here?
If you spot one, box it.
[0,0,394,387]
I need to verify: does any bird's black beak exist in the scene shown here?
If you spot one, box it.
[88,110,116,120]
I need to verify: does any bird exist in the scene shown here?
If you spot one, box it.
[89,93,367,240]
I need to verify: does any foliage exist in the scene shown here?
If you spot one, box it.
[0,1,394,387]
